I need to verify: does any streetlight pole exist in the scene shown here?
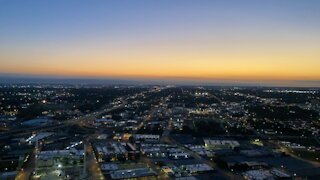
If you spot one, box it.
[35,138,38,176]
[81,142,87,179]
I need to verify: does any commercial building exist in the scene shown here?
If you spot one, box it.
[242,170,273,180]
[167,148,191,160]
[182,163,214,174]
[37,149,84,167]
[134,134,160,142]
[94,141,139,162]
[94,142,127,162]
[110,168,157,179]
[101,163,119,172]
[204,139,240,149]
[25,132,53,144]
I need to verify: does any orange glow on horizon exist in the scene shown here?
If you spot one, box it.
[1,29,320,82]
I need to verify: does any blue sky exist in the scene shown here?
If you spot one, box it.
[0,0,320,86]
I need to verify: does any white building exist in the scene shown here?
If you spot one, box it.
[204,139,240,149]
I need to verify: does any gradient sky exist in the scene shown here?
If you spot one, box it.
[1,0,320,85]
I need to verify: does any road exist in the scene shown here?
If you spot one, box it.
[15,149,36,180]
[269,140,320,167]
[84,139,105,180]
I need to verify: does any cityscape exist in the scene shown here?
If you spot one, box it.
[0,84,319,179]
[1,0,320,180]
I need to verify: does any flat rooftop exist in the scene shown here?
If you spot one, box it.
[110,168,157,179]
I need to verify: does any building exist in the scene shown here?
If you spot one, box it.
[101,163,119,172]
[243,170,273,180]
[182,163,214,174]
[110,168,157,179]
[37,149,84,168]
[21,117,53,127]
[140,143,171,158]
[94,142,127,162]
[167,148,191,160]
[0,171,18,180]
[270,168,291,178]
[134,134,160,142]
[94,118,116,127]
[204,139,240,149]
[25,132,53,144]
[161,166,174,175]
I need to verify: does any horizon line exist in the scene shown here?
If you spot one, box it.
[0,73,319,88]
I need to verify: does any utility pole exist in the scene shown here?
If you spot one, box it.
[82,143,87,179]
[35,137,38,176]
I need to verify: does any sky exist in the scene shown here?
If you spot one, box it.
[1,0,320,86]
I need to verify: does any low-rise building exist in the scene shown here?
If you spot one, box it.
[204,139,240,149]
[243,170,273,180]
[134,134,160,142]
[182,163,214,174]
[110,168,157,179]
[101,163,119,172]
